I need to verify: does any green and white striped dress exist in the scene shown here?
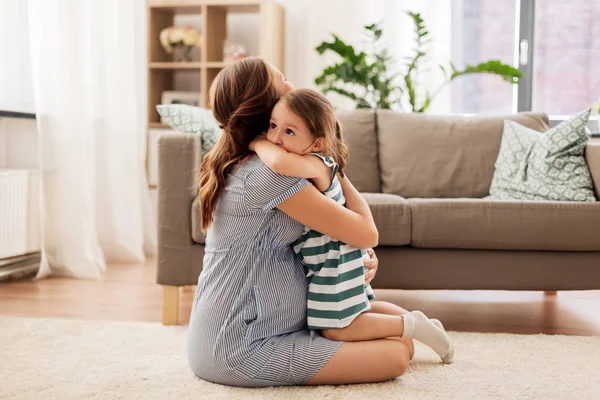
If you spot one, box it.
[293,154,375,330]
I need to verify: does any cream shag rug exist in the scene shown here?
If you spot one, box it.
[2,316,599,400]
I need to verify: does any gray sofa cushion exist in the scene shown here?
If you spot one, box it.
[376,111,549,198]
[337,109,380,193]
[362,193,411,246]
[409,198,600,251]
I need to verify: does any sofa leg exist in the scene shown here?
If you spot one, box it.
[162,285,179,325]
[544,291,557,296]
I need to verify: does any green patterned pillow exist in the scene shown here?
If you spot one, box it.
[490,109,596,202]
[156,104,221,157]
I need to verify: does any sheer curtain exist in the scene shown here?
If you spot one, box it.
[280,0,453,112]
[28,0,156,279]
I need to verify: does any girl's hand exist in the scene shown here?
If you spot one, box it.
[364,248,378,284]
[249,133,268,151]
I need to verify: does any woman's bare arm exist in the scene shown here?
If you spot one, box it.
[337,174,374,225]
[278,182,378,249]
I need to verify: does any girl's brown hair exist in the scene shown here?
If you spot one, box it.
[280,89,349,176]
[198,57,279,231]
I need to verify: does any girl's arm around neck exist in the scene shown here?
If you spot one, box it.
[252,139,327,181]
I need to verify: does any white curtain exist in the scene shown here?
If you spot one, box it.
[28,0,156,279]
[278,0,452,113]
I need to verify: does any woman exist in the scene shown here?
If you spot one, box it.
[187,57,414,387]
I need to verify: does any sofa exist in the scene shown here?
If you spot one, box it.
[157,110,600,324]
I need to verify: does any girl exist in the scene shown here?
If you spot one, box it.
[249,89,454,363]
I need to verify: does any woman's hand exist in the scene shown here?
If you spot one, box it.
[249,133,268,151]
[364,248,378,284]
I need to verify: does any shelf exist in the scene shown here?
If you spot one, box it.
[148,122,171,129]
[149,62,203,69]
[147,0,261,14]
[204,61,234,68]
[205,2,260,13]
[147,1,203,14]
[148,61,234,69]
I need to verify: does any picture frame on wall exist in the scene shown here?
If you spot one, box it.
[160,91,202,122]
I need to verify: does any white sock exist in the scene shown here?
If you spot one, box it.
[402,311,454,364]
[430,318,454,363]
[431,319,444,331]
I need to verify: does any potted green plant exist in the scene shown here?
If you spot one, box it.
[315,12,523,112]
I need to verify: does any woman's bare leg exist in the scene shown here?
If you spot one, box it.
[306,339,411,385]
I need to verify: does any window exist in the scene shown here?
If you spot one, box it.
[531,0,600,115]
[451,0,517,114]
[451,0,600,120]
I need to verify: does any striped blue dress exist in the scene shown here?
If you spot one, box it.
[186,155,343,387]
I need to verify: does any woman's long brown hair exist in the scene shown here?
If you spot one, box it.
[198,57,279,231]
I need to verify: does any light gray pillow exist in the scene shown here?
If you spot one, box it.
[156,104,221,157]
[490,108,596,202]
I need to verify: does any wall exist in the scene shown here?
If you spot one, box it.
[0,1,38,170]
[277,0,452,112]
[0,118,38,169]
[0,0,35,114]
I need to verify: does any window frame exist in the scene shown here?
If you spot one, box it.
[516,0,535,113]
[518,0,600,135]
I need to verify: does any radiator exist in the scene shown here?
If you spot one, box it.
[0,169,41,259]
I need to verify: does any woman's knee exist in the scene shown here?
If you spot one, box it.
[404,337,415,360]
[387,336,414,360]
[391,342,411,376]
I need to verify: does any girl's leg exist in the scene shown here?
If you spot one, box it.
[366,300,452,363]
[368,301,414,359]
[321,309,452,363]
[370,301,445,331]
[322,312,405,342]
[306,339,411,385]
[370,300,408,315]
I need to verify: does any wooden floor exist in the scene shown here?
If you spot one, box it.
[1,257,599,336]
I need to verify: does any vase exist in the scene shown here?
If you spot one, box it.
[173,46,193,62]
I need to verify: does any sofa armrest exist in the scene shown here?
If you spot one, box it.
[157,133,202,286]
[586,140,600,200]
